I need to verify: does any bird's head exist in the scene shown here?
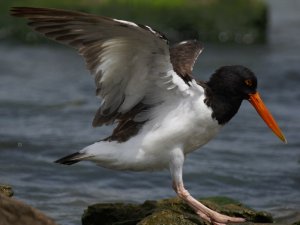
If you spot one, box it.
[207,65,287,143]
[208,65,257,99]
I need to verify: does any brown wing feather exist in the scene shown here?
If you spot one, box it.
[170,40,203,81]
[11,7,199,143]
[11,7,164,128]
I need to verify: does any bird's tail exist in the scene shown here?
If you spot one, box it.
[54,152,89,165]
[54,142,132,169]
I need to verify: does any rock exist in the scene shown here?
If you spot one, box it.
[0,184,14,197]
[138,209,198,225]
[275,211,300,225]
[82,196,273,225]
[0,193,58,225]
[200,196,273,223]
[82,201,154,225]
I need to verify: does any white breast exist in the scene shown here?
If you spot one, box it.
[141,91,221,157]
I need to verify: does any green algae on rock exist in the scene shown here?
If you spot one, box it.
[82,201,155,225]
[82,197,273,225]
[138,209,198,225]
[200,196,273,223]
[0,184,14,197]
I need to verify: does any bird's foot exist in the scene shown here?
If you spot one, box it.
[173,182,245,225]
[195,207,245,225]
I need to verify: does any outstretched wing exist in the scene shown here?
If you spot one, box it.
[11,7,203,142]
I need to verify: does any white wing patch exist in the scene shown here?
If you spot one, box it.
[170,71,190,93]
[94,36,192,118]
[113,19,138,27]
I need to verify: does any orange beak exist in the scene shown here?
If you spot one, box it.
[248,92,287,143]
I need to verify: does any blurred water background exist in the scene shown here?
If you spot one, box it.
[0,0,299,224]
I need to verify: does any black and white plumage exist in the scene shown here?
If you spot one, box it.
[11,7,287,225]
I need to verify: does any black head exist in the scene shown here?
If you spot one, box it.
[207,65,257,100]
[205,65,287,143]
[205,65,258,124]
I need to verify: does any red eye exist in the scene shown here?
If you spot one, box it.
[244,79,253,87]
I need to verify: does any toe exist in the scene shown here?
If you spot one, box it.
[196,210,211,223]
[211,213,245,224]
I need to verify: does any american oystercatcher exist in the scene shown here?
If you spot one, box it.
[11,7,287,225]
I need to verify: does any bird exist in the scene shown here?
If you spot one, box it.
[11,7,287,225]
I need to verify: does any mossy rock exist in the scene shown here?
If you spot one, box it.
[0,184,14,197]
[138,209,198,225]
[200,196,273,223]
[82,196,273,225]
[82,202,155,225]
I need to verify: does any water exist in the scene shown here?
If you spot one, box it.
[0,1,299,224]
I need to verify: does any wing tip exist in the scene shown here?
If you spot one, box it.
[54,152,86,165]
[10,7,24,17]
[10,6,41,16]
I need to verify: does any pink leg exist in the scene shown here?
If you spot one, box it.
[173,181,245,225]
[169,148,245,225]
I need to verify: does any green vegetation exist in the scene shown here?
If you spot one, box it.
[1,0,267,44]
